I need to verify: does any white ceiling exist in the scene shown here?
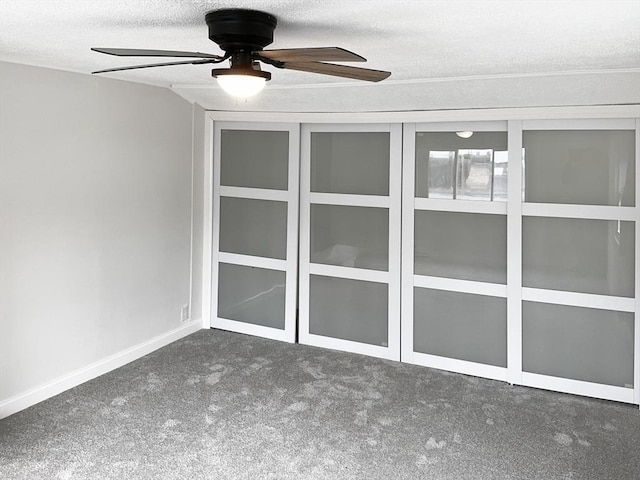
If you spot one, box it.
[1,0,639,112]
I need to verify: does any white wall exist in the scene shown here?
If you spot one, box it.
[0,61,199,416]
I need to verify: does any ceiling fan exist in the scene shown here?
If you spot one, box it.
[92,8,391,97]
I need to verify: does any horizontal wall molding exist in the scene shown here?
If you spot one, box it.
[522,118,636,130]
[0,320,203,419]
[201,106,640,124]
[414,120,507,132]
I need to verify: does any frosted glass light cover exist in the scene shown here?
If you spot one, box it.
[309,276,388,346]
[218,263,286,329]
[217,75,266,98]
[523,130,635,206]
[220,130,289,190]
[219,197,288,259]
[414,288,507,367]
[523,218,634,297]
[414,211,507,283]
[523,301,634,387]
[310,132,390,195]
[415,131,508,201]
[310,204,389,271]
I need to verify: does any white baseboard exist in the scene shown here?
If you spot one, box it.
[0,320,204,419]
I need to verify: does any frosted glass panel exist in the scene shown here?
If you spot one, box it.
[415,211,507,283]
[415,132,508,201]
[220,130,289,190]
[523,130,635,206]
[219,197,287,260]
[218,263,285,329]
[310,132,390,195]
[523,217,634,297]
[311,204,389,271]
[414,288,507,367]
[523,302,634,387]
[309,276,388,346]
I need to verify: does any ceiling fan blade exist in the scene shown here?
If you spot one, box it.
[92,59,215,74]
[91,48,222,59]
[258,47,366,63]
[282,62,391,82]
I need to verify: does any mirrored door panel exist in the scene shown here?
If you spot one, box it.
[212,122,299,342]
[309,276,388,346]
[311,132,390,195]
[311,204,389,271]
[219,197,288,260]
[218,263,286,329]
[414,288,507,367]
[415,131,508,201]
[523,301,634,388]
[523,217,634,297]
[523,130,635,206]
[414,211,506,283]
[220,129,290,190]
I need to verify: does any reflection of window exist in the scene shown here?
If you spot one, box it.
[427,149,507,201]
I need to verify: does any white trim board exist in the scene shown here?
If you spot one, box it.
[0,320,203,419]
[204,105,640,124]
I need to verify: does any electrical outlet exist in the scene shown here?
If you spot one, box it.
[181,304,190,322]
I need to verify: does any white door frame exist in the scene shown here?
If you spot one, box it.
[298,123,402,360]
[401,121,510,381]
[209,120,300,343]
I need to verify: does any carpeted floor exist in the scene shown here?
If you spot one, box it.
[1,328,639,479]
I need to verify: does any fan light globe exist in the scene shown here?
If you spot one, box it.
[217,74,266,98]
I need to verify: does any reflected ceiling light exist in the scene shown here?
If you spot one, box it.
[212,68,271,98]
[456,131,474,138]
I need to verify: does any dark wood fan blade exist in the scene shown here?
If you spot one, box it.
[258,47,366,63]
[91,48,222,59]
[92,59,215,74]
[282,62,391,82]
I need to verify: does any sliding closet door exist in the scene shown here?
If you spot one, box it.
[211,122,299,343]
[519,119,637,403]
[299,124,402,360]
[402,122,509,380]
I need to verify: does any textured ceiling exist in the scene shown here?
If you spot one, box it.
[1,0,639,111]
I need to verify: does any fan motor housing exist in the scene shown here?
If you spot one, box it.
[205,9,277,52]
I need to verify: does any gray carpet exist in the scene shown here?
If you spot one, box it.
[1,328,639,480]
